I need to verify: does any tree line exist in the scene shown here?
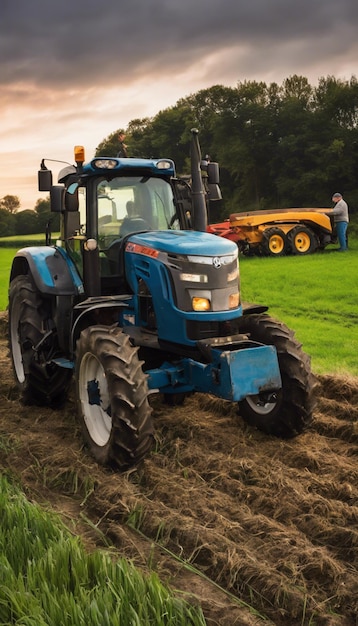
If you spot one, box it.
[0,196,59,237]
[2,74,357,234]
[97,74,358,222]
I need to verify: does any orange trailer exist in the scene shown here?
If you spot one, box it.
[208,208,335,256]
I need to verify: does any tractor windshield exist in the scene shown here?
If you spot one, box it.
[96,176,178,249]
[71,175,180,280]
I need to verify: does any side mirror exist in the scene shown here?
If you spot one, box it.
[65,188,79,211]
[207,183,222,201]
[50,185,65,212]
[207,162,220,185]
[38,169,53,191]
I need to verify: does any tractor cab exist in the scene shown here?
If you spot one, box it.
[39,149,191,297]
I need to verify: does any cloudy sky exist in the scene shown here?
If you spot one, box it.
[1,0,357,211]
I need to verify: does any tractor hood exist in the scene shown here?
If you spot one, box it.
[127,229,238,258]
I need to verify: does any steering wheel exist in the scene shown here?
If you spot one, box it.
[120,217,151,236]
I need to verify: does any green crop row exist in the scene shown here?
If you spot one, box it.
[0,474,206,626]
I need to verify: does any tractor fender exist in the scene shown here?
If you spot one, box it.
[242,302,269,315]
[10,246,84,296]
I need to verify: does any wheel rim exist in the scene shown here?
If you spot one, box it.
[245,392,279,415]
[79,352,112,446]
[293,231,311,252]
[269,234,285,254]
[10,304,25,383]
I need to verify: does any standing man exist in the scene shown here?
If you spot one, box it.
[331,192,349,251]
[116,131,128,157]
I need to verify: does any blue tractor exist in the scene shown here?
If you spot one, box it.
[8,130,317,468]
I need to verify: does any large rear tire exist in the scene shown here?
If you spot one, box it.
[8,275,72,406]
[75,325,154,468]
[238,314,317,438]
[261,227,288,256]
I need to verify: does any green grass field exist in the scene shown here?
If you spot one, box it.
[0,248,15,310]
[240,239,358,376]
[1,238,357,376]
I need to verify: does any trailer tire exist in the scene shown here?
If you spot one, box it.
[288,225,318,255]
[238,314,317,438]
[75,325,154,469]
[8,275,72,406]
[261,227,288,256]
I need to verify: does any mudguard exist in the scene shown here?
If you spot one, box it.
[10,246,83,296]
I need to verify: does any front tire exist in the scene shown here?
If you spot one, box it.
[238,314,317,438]
[8,275,72,406]
[75,325,154,468]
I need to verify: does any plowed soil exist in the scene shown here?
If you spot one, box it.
[0,312,357,626]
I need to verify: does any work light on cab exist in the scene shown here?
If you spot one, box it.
[92,158,118,169]
[156,160,173,170]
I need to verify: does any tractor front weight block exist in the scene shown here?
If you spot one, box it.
[146,344,282,401]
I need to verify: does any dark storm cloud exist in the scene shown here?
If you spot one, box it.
[1,0,357,210]
[1,0,357,89]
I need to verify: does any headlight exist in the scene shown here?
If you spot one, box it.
[229,292,240,308]
[192,297,211,311]
[187,251,238,265]
[227,267,238,281]
[180,273,208,283]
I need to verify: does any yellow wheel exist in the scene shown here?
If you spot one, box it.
[288,226,318,255]
[261,227,288,256]
[293,231,311,252]
[269,234,285,254]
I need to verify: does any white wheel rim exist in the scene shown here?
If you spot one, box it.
[79,352,112,446]
[10,306,25,383]
[245,394,277,415]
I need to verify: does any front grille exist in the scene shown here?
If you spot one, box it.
[186,318,241,341]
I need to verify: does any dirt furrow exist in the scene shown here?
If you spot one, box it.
[0,328,357,626]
